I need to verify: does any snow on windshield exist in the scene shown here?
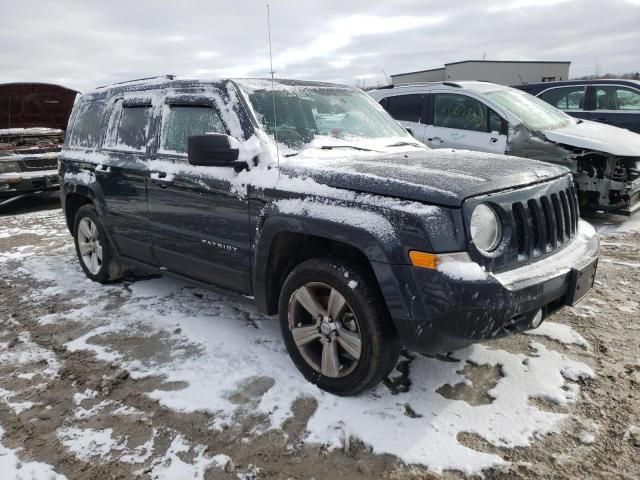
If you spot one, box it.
[239,83,412,153]
[485,88,571,131]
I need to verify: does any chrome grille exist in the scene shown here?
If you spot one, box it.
[512,186,579,260]
[18,158,58,171]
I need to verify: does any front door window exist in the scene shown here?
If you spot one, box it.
[595,86,640,111]
[161,105,226,156]
[427,93,507,154]
[539,86,586,111]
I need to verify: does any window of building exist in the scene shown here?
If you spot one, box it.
[161,105,226,155]
[382,94,424,122]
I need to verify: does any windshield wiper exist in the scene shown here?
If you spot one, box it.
[320,145,379,152]
[385,141,423,148]
[283,145,380,157]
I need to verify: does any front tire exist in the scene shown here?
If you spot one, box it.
[279,257,399,396]
[73,205,126,283]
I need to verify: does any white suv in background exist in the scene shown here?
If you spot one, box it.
[368,82,640,214]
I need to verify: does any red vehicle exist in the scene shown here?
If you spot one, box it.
[0,83,78,207]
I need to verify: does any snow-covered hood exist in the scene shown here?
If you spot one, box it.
[543,119,640,157]
[281,149,568,208]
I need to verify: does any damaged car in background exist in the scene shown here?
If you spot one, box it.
[0,83,78,207]
[370,82,640,215]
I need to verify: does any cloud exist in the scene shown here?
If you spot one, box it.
[0,0,636,92]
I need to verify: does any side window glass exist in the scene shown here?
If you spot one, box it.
[117,106,150,151]
[68,101,106,148]
[433,94,488,132]
[105,102,151,152]
[488,109,505,134]
[383,94,424,122]
[161,105,226,155]
[596,86,640,111]
[539,86,585,110]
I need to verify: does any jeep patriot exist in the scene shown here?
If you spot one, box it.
[59,77,599,395]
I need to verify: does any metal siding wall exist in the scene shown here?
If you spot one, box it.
[444,62,570,85]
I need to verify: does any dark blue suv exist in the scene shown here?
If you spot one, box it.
[514,79,640,133]
[59,77,599,395]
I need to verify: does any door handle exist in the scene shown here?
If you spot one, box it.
[427,137,443,144]
[490,137,499,144]
[150,171,172,188]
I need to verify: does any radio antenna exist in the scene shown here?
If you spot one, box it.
[266,3,280,176]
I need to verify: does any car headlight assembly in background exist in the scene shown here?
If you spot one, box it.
[0,161,20,174]
[470,203,502,253]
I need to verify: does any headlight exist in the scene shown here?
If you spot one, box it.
[470,204,502,252]
[0,161,20,174]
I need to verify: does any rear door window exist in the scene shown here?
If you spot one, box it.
[539,86,586,110]
[595,86,640,111]
[382,94,424,122]
[161,105,226,155]
[433,93,499,133]
[105,102,152,152]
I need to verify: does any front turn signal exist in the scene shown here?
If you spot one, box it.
[409,251,440,270]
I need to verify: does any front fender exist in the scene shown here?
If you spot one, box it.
[252,198,413,322]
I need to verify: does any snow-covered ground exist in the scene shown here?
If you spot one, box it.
[0,207,638,478]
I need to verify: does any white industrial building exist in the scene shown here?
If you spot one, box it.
[391,60,571,86]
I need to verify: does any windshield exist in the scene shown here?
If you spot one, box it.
[484,88,571,131]
[241,83,414,153]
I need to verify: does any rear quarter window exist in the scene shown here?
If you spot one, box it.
[68,101,107,148]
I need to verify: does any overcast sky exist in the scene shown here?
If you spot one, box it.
[1,0,638,92]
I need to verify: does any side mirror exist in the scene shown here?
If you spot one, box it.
[187,134,240,166]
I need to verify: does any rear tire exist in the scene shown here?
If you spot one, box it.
[279,256,399,396]
[73,205,126,283]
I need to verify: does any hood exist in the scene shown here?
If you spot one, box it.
[281,149,568,208]
[543,119,640,157]
[0,83,79,131]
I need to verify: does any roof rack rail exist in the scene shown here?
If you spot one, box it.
[95,75,176,89]
[390,81,463,88]
[377,84,395,89]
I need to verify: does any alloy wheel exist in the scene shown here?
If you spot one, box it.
[77,217,103,275]
[288,282,362,378]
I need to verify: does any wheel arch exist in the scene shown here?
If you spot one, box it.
[253,213,412,326]
[63,188,96,233]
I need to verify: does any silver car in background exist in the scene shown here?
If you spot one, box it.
[369,82,640,215]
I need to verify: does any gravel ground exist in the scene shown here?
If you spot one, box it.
[0,198,638,479]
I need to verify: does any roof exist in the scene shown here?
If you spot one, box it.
[514,78,640,89]
[444,60,571,66]
[390,67,445,78]
[392,60,572,78]
[82,76,353,100]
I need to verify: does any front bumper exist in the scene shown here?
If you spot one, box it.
[0,169,60,206]
[391,220,600,354]
[576,173,640,216]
